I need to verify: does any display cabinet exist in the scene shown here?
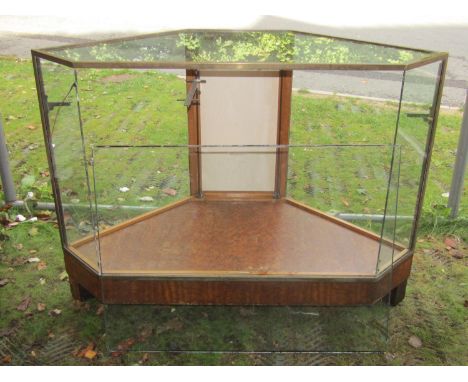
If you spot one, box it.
[32,30,447,306]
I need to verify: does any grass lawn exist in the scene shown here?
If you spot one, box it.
[0,56,467,365]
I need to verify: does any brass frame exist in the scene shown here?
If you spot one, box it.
[31,28,448,71]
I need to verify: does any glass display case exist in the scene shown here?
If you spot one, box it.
[31,30,447,312]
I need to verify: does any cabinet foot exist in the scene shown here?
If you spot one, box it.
[388,280,408,306]
[69,278,92,301]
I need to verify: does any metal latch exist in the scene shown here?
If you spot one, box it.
[180,79,206,107]
[406,113,433,123]
[47,101,71,111]
[45,95,71,112]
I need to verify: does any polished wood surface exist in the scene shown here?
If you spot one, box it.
[63,249,413,305]
[73,199,399,278]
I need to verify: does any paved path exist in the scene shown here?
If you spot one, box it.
[1,15,467,106]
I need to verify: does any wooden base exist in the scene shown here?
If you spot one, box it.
[64,247,412,305]
[64,198,411,306]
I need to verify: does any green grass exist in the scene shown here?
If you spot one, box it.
[0,56,467,365]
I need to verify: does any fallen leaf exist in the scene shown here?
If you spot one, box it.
[162,188,177,196]
[37,261,47,270]
[2,355,12,364]
[39,278,46,285]
[59,271,68,281]
[28,227,39,237]
[40,170,49,177]
[408,335,422,348]
[384,352,396,361]
[27,257,40,263]
[49,309,62,317]
[444,236,458,249]
[116,338,136,353]
[119,186,130,193]
[15,215,26,223]
[13,243,24,250]
[75,342,96,359]
[341,198,350,207]
[29,249,37,255]
[464,300,468,308]
[0,279,9,287]
[9,257,27,267]
[26,125,37,130]
[451,250,464,259]
[96,305,105,316]
[73,300,90,311]
[17,297,31,311]
[37,303,46,312]
[140,353,150,364]
[36,212,51,220]
[84,349,97,360]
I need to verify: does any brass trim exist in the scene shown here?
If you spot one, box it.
[32,28,442,71]
[408,58,448,251]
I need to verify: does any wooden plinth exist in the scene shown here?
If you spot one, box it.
[65,197,410,305]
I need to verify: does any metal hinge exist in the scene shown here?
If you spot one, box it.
[178,79,206,107]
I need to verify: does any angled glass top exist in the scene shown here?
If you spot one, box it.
[39,30,438,69]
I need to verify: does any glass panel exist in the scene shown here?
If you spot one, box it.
[91,144,395,352]
[92,145,191,227]
[287,144,399,275]
[44,31,431,66]
[40,59,99,270]
[86,144,397,278]
[104,303,390,353]
[395,62,441,247]
[290,70,414,271]
[377,145,402,273]
[290,70,403,147]
[290,69,406,269]
[75,68,188,147]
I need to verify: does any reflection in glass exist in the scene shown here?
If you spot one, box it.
[45,31,431,66]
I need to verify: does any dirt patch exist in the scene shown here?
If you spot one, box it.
[100,74,136,83]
